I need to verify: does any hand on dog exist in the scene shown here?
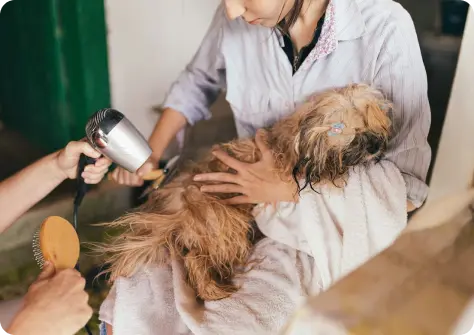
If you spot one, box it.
[194,129,298,205]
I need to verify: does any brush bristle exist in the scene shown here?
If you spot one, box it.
[32,227,45,269]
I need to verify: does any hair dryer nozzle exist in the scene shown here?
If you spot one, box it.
[85,108,152,173]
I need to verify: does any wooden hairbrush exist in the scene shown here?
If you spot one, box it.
[32,216,80,270]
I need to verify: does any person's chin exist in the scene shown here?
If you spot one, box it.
[244,18,275,28]
[246,18,262,25]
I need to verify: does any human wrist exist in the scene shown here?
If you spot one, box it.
[148,107,187,164]
[8,307,43,335]
[48,151,69,182]
[149,153,162,167]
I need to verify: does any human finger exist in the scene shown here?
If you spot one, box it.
[110,168,120,182]
[122,170,134,186]
[200,183,244,194]
[95,157,112,168]
[211,150,247,172]
[82,170,108,184]
[83,165,109,175]
[255,129,273,162]
[83,176,103,185]
[137,161,155,178]
[64,141,101,161]
[194,172,241,183]
[117,169,127,185]
[221,195,253,205]
[58,270,86,289]
[129,173,144,187]
[36,262,56,281]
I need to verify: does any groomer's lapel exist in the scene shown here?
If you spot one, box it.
[334,0,366,41]
[302,0,367,70]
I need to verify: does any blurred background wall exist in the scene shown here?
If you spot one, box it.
[104,0,221,147]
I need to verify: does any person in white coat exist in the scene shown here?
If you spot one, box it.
[112,0,431,213]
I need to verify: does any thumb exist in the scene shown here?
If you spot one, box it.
[255,129,272,161]
[80,142,101,159]
[36,262,56,281]
[64,141,100,161]
[137,161,155,177]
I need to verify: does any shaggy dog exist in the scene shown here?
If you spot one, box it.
[99,84,392,301]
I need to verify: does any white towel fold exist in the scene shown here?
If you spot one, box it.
[99,160,408,335]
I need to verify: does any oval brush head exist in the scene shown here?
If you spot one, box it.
[32,216,80,270]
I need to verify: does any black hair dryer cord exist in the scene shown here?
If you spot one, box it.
[74,153,96,335]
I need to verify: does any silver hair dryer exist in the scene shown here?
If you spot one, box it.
[85,108,152,173]
[74,108,151,335]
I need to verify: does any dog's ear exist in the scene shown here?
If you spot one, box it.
[365,99,391,138]
[344,84,391,161]
[350,85,391,138]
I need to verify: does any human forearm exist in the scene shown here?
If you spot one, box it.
[0,141,110,233]
[7,307,49,335]
[150,4,225,159]
[8,309,34,335]
[0,152,65,233]
[148,108,188,163]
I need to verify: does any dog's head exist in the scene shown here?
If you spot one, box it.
[290,84,392,191]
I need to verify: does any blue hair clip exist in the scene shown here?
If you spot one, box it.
[327,122,345,136]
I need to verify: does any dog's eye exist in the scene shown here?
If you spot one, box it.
[182,247,190,256]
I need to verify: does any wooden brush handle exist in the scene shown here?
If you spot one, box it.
[107,169,163,182]
[142,169,164,180]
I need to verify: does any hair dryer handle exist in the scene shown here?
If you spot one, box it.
[74,154,97,207]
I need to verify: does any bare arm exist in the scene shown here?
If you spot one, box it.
[0,141,110,233]
[0,152,66,233]
[147,108,188,163]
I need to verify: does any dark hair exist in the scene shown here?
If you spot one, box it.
[279,0,305,34]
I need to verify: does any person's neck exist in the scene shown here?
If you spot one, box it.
[288,0,329,51]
